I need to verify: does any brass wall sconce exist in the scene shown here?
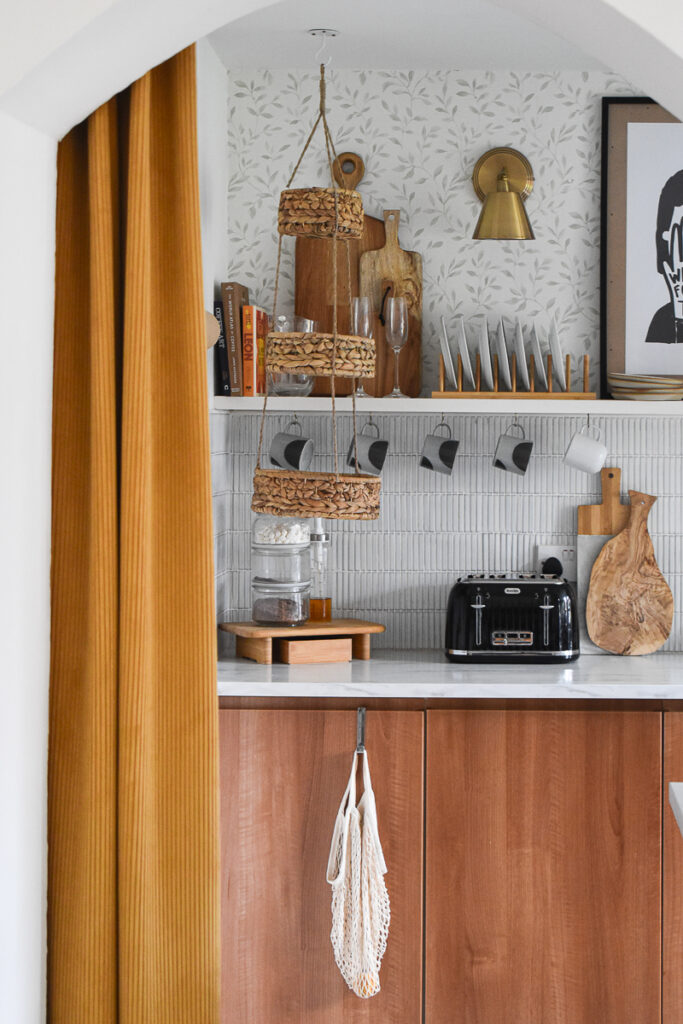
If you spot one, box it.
[472,147,534,240]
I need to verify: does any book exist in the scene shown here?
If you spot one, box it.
[242,305,269,396]
[213,300,231,396]
[221,282,249,397]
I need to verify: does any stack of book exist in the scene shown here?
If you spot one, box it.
[213,281,268,397]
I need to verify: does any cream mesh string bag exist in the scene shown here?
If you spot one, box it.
[326,750,390,998]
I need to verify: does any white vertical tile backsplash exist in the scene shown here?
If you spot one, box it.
[212,410,683,652]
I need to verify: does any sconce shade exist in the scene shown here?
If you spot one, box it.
[472,147,535,240]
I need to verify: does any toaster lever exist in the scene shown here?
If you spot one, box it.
[470,599,485,647]
[540,599,554,647]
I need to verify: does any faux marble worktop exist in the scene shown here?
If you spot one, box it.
[217,649,683,699]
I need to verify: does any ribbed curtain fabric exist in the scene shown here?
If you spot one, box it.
[49,46,219,1024]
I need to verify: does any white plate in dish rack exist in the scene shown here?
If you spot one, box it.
[530,322,548,389]
[493,317,512,390]
[512,318,530,390]
[455,315,476,389]
[548,316,566,390]
[477,317,494,390]
[440,317,458,388]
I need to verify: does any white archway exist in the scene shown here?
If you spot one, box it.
[1,0,683,137]
[0,1,681,1022]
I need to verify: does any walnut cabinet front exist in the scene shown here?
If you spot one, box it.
[219,707,683,1023]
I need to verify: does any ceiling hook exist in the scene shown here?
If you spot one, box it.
[308,28,338,68]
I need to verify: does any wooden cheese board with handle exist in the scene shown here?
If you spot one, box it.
[577,467,630,654]
[294,152,385,396]
[586,490,673,655]
[360,209,422,397]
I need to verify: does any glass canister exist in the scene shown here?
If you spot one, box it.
[251,579,311,626]
[309,517,332,621]
[267,315,316,397]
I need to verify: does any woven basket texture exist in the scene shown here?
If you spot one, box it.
[278,187,363,238]
[251,468,381,520]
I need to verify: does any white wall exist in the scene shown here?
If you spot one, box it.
[197,38,230,310]
[0,110,56,1024]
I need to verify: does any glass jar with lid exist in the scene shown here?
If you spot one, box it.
[251,515,311,584]
[251,579,311,626]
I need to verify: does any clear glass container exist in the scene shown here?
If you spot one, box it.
[309,517,331,621]
[251,542,310,584]
[267,315,316,396]
[251,579,310,626]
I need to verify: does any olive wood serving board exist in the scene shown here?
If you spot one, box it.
[294,153,385,396]
[359,209,422,397]
[585,490,673,655]
[577,467,630,654]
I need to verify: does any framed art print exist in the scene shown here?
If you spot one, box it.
[600,97,682,395]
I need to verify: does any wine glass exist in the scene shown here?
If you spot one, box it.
[351,297,373,397]
[385,296,409,398]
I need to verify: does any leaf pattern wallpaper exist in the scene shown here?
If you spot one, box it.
[227,68,635,393]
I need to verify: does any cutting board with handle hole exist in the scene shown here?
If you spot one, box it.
[360,210,422,397]
[577,467,630,655]
[294,152,385,396]
[586,490,673,655]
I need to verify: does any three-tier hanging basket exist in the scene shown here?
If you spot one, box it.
[251,63,380,522]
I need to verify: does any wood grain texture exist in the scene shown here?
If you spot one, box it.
[577,467,630,535]
[664,712,683,1023]
[426,710,662,1024]
[295,209,385,397]
[220,710,423,1024]
[586,490,674,655]
[220,619,386,638]
[279,636,352,664]
[359,211,422,397]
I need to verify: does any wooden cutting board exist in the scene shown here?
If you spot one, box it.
[294,152,385,396]
[586,490,673,655]
[577,468,630,654]
[360,210,422,397]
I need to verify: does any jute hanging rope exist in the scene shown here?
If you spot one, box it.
[252,64,380,521]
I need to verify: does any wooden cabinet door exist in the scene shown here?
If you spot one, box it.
[219,709,423,1024]
[425,710,662,1024]
[664,712,683,1021]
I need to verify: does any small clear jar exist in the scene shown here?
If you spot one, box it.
[251,543,310,584]
[251,579,310,626]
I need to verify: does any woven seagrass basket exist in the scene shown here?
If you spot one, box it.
[266,331,375,379]
[278,187,363,239]
[251,468,381,521]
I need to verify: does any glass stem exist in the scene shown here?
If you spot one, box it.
[394,348,400,393]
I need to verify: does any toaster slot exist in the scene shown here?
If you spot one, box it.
[491,630,534,647]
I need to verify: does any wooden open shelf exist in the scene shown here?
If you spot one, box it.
[432,351,596,400]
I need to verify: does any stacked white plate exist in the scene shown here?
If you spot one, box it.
[608,372,683,401]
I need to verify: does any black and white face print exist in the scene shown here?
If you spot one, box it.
[625,123,683,372]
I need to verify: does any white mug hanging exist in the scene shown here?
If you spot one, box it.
[347,422,389,476]
[564,423,607,474]
[420,422,459,475]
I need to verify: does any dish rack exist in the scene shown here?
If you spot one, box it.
[432,352,596,400]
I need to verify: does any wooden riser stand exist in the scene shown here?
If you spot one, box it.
[220,618,385,665]
[432,351,596,399]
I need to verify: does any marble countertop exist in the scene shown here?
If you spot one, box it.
[217,649,683,699]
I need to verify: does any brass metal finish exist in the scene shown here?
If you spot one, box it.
[472,147,535,240]
[473,171,535,240]
[472,147,534,201]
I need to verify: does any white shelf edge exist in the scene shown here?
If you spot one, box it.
[212,396,683,415]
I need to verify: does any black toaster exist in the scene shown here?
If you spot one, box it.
[445,573,580,664]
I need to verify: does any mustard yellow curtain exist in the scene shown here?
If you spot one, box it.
[49,45,219,1024]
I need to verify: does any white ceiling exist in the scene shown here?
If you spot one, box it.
[208,0,605,71]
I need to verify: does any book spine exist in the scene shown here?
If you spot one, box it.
[242,305,256,396]
[256,308,268,396]
[222,282,247,396]
[213,300,231,396]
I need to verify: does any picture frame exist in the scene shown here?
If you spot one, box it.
[600,97,682,397]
